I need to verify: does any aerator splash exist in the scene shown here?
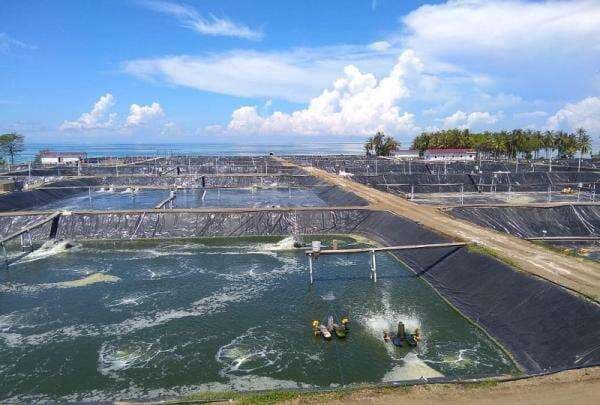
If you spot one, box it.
[383,321,421,348]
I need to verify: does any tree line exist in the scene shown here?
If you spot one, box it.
[411,128,592,160]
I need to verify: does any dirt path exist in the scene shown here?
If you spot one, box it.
[278,159,600,301]
[322,367,600,405]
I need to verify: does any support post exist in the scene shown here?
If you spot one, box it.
[410,184,415,200]
[370,249,377,282]
[548,185,552,202]
[27,231,33,252]
[308,253,314,284]
[460,184,464,206]
[1,243,7,269]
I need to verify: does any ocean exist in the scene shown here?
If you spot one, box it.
[16,142,366,163]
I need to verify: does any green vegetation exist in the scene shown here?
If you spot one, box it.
[364,131,400,156]
[459,380,500,390]
[0,132,25,165]
[182,388,347,404]
[411,128,593,161]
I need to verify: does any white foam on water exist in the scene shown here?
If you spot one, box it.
[227,375,310,391]
[105,291,171,309]
[216,327,283,376]
[11,240,80,265]
[0,272,120,294]
[427,348,480,369]
[382,352,444,382]
[255,236,300,251]
[321,291,336,301]
[0,251,299,348]
[334,257,357,267]
[98,339,175,379]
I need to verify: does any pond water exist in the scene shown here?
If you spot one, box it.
[37,188,326,210]
[0,237,515,401]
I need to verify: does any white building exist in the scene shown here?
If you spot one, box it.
[391,149,420,160]
[423,148,476,161]
[40,151,87,165]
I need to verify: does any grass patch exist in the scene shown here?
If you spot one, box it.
[467,244,522,271]
[459,380,499,390]
[180,385,414,405]
[531,241,598,263]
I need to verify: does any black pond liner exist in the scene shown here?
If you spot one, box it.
[449,205,600,238]
[0,178,101,212]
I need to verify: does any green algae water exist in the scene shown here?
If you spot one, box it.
[0,237,516,401]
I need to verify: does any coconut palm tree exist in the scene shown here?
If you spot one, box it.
[364,131,400,157]
[576,127,592,172]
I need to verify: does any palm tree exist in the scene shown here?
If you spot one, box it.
[364,131,399,157]
[576,127,592,172]
[364,137,374,156]
[543,130,556,172]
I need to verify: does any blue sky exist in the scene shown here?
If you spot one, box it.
[1,0,599,145]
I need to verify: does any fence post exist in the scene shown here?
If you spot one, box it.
[370,249,377,282]
[308,253,314,284]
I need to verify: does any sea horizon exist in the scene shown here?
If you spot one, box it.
[14,141,368,163]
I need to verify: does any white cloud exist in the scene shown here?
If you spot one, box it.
[137,0,262,40]
[514,111,548,119]
[442,110,500,130]
[222,50,423,137]
[401,0,600,60]
[126,102,164,127]
[60,93,117,131]
[124,46,400,103]
[60,94,168,132]
[368,41,392,52]
[547,97,600,133]
[0,33,35,53]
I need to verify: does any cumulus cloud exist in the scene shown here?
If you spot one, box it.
[220,50,423,137]
[547,97,600,133]
[60,94,166,132]
[60,93,117,131]
[442,110,500,130]
[137,0,262,40]
[399,0,600,97]
[126,102,164,127]
[402,0,600,60]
